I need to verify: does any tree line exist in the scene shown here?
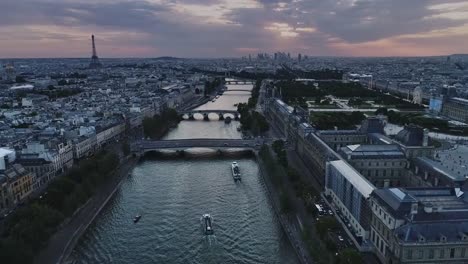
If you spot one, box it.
[237,79,269,135]
[310,112,366,130]
[204,77,224,96]
[0,151,120,264]
[142,108,181,139]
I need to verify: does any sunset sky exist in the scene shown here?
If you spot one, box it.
[1,0,468,58]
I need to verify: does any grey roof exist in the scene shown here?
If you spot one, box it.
[329,160,375,197]
[319,129,363,135]
[341,144,405,159]
[368,133,394,145]
[415,156,466,182]
[396,221,468,243]
[372,188,416,217]
[395,125,425,146]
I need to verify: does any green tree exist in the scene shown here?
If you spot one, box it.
[337,249,362,264]
[316,217,340,239]
[15,76,26,83]
[122,141,131,156]
[280,192,293,213]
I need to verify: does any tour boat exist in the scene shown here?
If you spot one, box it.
[231,162,241,181]
[202,214,214,235]
[133,214,142,223]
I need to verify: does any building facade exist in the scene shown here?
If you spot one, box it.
[325,160,375,243]
[340,144,407,188]
[370,187,468,264]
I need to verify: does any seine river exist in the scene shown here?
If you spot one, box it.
[69,84,298,264]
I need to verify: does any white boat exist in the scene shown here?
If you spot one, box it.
[231,162,241,181]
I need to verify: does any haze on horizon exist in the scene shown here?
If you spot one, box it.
[1,0,468,58]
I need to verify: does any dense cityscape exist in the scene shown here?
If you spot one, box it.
[1,11,468,264]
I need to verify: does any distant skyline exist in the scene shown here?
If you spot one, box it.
[1,0,468,58]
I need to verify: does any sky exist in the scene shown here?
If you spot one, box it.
[1,0,468,58]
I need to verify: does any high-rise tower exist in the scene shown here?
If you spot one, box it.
[89,35,102,69]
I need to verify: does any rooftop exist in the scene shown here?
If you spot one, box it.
[329,159,375,197]
[341,144,405,159]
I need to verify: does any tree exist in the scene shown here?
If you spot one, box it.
[122,141,131,156]
[337,249,362,264]
[15,76,26,83]
[272,140,285,154]
[316,217,340,239]
[280,192,293,213]
[375,107,388,115]
[58,79,67,86]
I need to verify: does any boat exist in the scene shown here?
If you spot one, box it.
[202,214,214,235]
[133,214,142,223]
[231,162,241,181]
[224,116,232,124]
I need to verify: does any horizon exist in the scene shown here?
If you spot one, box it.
[1,0,468,58]
[1,53,467,60]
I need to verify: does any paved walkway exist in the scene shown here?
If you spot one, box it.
[257,151,313,264]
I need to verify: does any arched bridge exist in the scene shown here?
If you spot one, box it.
[179,109,240,121]
[132,138,263,153]
[225,81,255,85]
[224,89,252,92]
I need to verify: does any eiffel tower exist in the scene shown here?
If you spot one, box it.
[89,35,102,69]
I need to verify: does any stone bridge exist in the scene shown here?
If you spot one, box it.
[224,89,253,92]
[132,138,263,153]
[225,81,255,85]
[180,109,240,121]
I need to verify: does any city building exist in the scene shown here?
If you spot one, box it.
[340,144,407,188]
[442,97,468,123]
[370,187,468,264]
[325,159,375,247]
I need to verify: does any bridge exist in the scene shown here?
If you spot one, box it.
[224,89,252,92]
[132,138,263,153]
[225,80,255,85]
[179,109,240,121]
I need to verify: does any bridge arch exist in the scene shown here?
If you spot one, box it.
[180,110,240,121]
[132,138,262,154]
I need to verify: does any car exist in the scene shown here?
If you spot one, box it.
[338,235,344,242]
[223,143,229,146]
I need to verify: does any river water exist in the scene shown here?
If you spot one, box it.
[69,83,298,264]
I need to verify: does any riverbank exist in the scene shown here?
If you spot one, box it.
[256,148,312,264]
[34,156,138,264]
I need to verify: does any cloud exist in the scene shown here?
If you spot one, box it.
[0,0,467,57]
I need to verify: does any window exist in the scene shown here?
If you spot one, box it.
[439,249,445,259]
[429,249,434,259]
[461,248,466,258]
[418,249,424,259]
[406,249,413,259]
[450,248,455,258]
